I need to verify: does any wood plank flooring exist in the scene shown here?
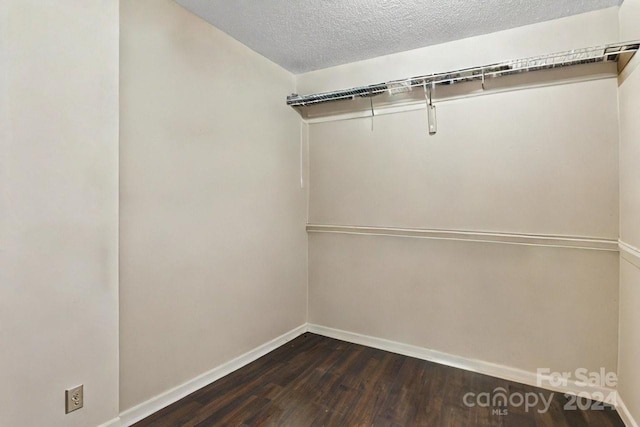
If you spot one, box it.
[133,333,624,427]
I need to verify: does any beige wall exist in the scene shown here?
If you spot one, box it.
[619,257,640,422]
[308,79,619,237]
[617,0,640,423]
[119,0,307,411]
[0,1,120,426]
[619,3,640,249]
[309,233,619,374]
[305,9,621,378]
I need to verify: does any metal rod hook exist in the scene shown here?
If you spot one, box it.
[424,81,437,135]
[370,96,374,131]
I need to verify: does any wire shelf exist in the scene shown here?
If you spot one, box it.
[287,41,639,111]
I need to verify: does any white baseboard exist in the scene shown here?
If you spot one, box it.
[307,324,617,405]
[97,416,121,427]
[117,324,307,427]
[617,393,639,427]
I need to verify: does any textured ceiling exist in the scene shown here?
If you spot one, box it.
[175,0,622,74]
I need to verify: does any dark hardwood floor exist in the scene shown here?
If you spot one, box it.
[133,333,624,427]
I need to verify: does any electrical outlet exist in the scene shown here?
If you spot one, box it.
[65,385,83,414]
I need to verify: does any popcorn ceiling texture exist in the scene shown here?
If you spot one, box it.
[175,0,621,73]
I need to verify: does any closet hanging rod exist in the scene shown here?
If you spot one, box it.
[286,40,639,108]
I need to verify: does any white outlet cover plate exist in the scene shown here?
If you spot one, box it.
[65,385,83,414]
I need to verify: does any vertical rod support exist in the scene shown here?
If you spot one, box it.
[425,81,437,135]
